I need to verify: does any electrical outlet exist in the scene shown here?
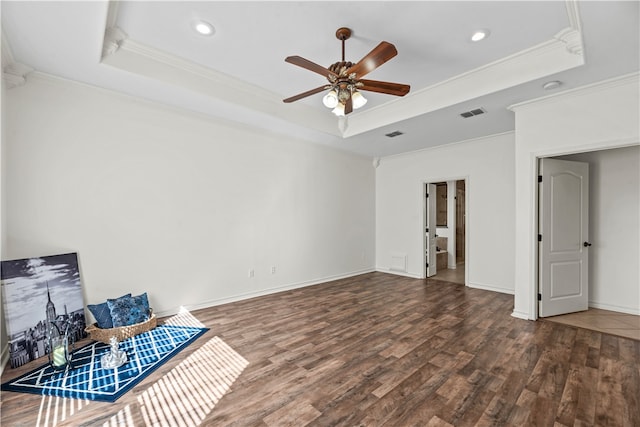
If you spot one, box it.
[249,269,254,278]
[271,266,276,274]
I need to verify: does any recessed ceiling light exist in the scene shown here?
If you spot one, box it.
[542,80,562,90]
[193,20,215,36]
[471,29,490,42]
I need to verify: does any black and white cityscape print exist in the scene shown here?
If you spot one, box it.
[1,253,87,368]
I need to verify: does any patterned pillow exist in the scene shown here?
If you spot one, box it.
[107,292,150,327]
[132,292,150,318]
[87,293,131,329]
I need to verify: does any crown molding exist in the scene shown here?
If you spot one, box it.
[554,28,583,56]
[3,62,33,89]
[24,71,353,155]
[508,72,640,111]
[105,0,120,29]
[98,0,340,137]
[564,0,582,32]
[101,2,127,59]
[101,38,340,137]
[102,26,128,59]
[2,33,33,89]
[381,131,515,161]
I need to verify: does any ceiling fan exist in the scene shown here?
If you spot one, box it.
[283,27,410,116]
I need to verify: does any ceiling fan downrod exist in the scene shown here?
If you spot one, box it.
[336,27,351,62]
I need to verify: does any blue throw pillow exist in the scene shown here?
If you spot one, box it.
[107,292,150,327]
[88,293,131,328]
[132,292,150,318]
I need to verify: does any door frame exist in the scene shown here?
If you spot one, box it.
[522,141,638,321]
[425,183,437,277]
[531,150,597,319]
[537,157,590,317]
[422,176,469,284]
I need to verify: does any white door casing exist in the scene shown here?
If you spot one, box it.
[426,183,437,277]
[538,158,590,317]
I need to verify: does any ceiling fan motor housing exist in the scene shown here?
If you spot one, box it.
[329,61,354,76]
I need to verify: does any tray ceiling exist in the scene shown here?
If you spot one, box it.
[2,1,639,157]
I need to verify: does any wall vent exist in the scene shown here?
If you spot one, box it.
[385,130,404,138]
[390,253,408,272]
[459,108,486,118]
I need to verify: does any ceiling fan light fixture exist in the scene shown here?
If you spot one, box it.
[332,103,346,117]
[193,20,215,36]
[351,90,367,109]
[322,89,339,108]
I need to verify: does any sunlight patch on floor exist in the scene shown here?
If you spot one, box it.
[36,394,91,427]
[162,306,207,328]
[135,336,248,426]
[103,404,135,427]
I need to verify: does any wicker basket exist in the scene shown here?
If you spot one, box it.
[85,311,157,344]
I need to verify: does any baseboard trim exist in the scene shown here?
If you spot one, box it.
[375,268,423,279]
[588,301,640,315]
[511,310,531,320]
[467,282,515,295]
[155,268,376,318]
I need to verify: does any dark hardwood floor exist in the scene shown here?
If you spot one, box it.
[2,272,639,426]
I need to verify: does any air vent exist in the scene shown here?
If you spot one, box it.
[459,108,486,118]
[385,130,404,138]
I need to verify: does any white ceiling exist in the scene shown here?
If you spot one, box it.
[2,1,639,158]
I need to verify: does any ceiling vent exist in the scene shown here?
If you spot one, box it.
[459,108,486,118]
[385,130,404,138]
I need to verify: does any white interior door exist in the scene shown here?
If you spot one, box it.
[539,158,590,317]
[426,183,437,277]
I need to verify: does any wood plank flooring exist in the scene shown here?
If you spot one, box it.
[2,272,639,426]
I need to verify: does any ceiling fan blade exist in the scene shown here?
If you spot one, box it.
[285,56,338,78]
[359,79,410,97]
[345,97,353,115]
[283,86,327,103]
[346,41,398,78]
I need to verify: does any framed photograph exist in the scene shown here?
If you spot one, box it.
[1,252,87,368]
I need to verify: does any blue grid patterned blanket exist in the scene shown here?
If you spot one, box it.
[1,324,208,402]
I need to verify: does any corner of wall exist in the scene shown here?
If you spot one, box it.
[1,69,8,372]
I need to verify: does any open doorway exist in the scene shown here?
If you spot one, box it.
[537,146,639,337]
[424,179,466,284]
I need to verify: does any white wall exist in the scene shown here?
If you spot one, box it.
[376,132,515,294]
[511,73,640,319]
[559,146,640,314]
[3,74,375,319]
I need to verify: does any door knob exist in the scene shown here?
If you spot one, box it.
[583,242,592,247]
